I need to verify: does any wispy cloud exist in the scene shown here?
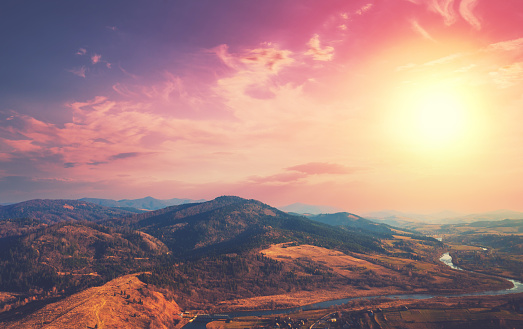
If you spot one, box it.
[286,162,359,175]
[410,19,436,42]
[356,3,374,16]
[459,0,481,30]
[485,38,523,53]
[92,138,113,144]
[109,152,142,160]
[76,48,87,56]
[249,172,307,184]
[408,0,482,29]
[305,34,334,61]
[68,66,87,78]
[427,0,457,26]
[87,161,108,166]
[489,62,523,89]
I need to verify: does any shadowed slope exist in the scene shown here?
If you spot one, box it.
[113,196,383,258]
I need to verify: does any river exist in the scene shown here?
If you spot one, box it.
[182,252,523,328]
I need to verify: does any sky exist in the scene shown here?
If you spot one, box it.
[1,0,523,213]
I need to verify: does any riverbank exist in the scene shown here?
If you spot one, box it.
[181,253,523,328]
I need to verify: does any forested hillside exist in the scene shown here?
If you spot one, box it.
[0,199,134,223]
[110,196,384,259]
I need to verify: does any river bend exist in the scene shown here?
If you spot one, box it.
[182,252,523,328]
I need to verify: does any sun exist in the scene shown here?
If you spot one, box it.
[412,90,466,147]
[388,83,481,153]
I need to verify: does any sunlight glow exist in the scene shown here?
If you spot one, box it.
[388,81,486,154]
[413,90,466,146]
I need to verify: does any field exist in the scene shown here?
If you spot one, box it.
[209,294,523,329]
[210,242,510,313]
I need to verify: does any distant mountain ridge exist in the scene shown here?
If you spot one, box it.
[308,212,398,237]
[364,209,523,226]
[0,199,135,223]
[80,196,206,210]
[278,202,344,214]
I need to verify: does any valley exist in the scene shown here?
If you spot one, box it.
[0,196,521,328]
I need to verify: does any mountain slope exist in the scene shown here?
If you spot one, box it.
[113,196,383,258]
[2,273,182,329]
[309,212,397,237]
[0,221,168,294]
[0,199,135,223]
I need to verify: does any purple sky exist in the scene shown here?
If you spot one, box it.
[1,0,523,213]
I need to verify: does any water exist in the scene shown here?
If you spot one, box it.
[182,252,523,328]
[439,252,463,270]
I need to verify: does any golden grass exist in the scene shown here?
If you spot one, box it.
[448,244,484,251]
[261,244,385,276]
[3,274,183,329]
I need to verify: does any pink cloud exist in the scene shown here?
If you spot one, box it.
[91,54,102,64]
[355,3,374,16]
[486,38,523,53]
[407,0,482,29]
[286,162,359,175]
[249,172,307,184]
[240,46,294,72]
[213,43,294,73]
[305,34,334,61]
[427,0,457,26]
[108,152,143,160]
[459,0,481,30]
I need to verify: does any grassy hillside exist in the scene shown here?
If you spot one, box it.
[1,274,183,329]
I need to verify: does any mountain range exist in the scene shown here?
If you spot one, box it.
[363,209,523,227]
[79,196,206,210]
[1,194,515,326]
[278,202,344,215]
[108,196,384,258]
[0,199,137,223]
